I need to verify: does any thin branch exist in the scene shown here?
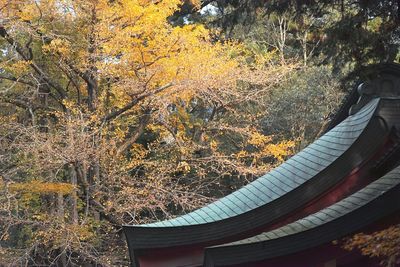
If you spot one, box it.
[102,82,173,122]
[1,97,31,109]
[0,75,36,87]
[117,109,152,155]
[0,25,67,99]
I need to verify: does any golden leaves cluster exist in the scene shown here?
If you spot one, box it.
[343,225,400,265]
[0,0,299,265]
[9,181,74,196]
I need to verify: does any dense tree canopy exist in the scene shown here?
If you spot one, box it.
[189,0,400,76]
[0,1,304,265]
[2,0,396,266]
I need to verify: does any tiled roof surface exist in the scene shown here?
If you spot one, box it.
[203,165,400,267]
[218,166,400,247]
[143,99,380,227]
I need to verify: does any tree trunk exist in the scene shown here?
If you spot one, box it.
[303,30,308,67]
[70,164,79,224]
[57,193,67,267]
[86,4,98,111]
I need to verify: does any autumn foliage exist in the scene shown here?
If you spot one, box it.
[343,225,400,267]
[0,0,301,265]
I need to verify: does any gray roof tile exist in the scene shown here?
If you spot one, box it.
[219,168,400,246]
[142,99,379,227]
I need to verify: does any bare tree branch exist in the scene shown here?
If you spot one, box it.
[0,25,67,99]
[102,83,173,122]
[117,109,152,155]
[0,75,37,87]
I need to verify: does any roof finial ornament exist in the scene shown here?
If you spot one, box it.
[349,65,400,115]
[349,82,376,115]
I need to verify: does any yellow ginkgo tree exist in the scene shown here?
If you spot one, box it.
[0,0,296,265]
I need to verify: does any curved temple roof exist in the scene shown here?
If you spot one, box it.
[145,99,380,228]
[203,165,400,267]
[124,64,400,267]
[124,97,396,250]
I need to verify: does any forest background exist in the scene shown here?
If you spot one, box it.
[0,0,399,266]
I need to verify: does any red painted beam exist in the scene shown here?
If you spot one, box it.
[137,136,398,267]
[230,213,400,267]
